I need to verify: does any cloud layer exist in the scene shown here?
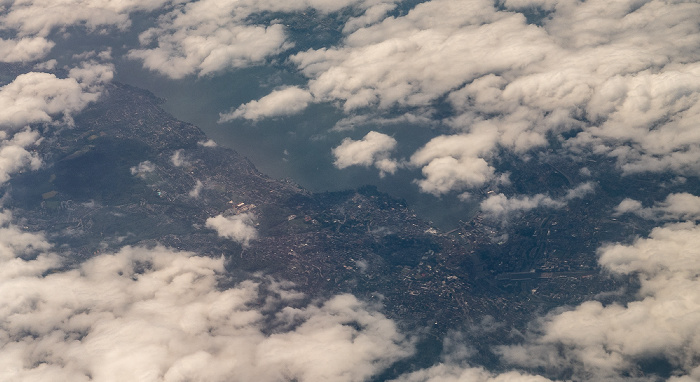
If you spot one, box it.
[0,0,182,62]
[615,192,700,221]
[220,87,314,122]
[0,67,109,130]
[393,364,553,382]
[1,2,699,381]
[408,129,499,195]
[218,0,700,196]
[0,63,112,184]
[128,0,397,78]
[498,221,700,381]
[0,214,413,382]
[481,182,595,218]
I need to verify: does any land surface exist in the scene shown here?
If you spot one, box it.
[6,79,679,374]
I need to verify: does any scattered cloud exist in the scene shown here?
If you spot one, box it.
[128,0,400,78]
[219,87,313,122]
[331,112,436,132]
[33,59,57,71]
[0,64,111,184]
[481,193,563,217]
[393,363,554,382]
[480,183,595,218]
[242,0,396,15]
[171,149,189,167]
[189,180,204,198]
[71,49,113,62]
[332,131,399,177]
[1,2,699,381]
[0,0,177,38]
[0,66,109,130]
[215,0,700,194]
[0,129,42,185]
[0,216,413,381]
[0,37,54,63]
[206,213,258,247]
[129,14,288,78]
[569,64,700,175]
[615,192,700,221]
[342,2,397,34]
[498,221,700,380]
[409,128,499,195]
[0,210,57,279]
[130,160,156,178]
[2,0,698,197]
[292,0,550,112]
[614,198,644,216]
[0,0,182,62]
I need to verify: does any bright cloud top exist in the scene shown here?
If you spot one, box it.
[219,87,314,122]
[0,0,184,62]
[206,213,259,247]
[0,65,110,130]
[0,63,112,184]
[332,131,398,177]
[129,0,396,78]
[615,192,700,222]
[0,37,54,63]
[409,128,499,195]
[0,128,42,185]
[393,363,554,382]
[481,182,595,218]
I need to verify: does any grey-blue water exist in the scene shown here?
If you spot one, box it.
[46,23,476,230]
[113,59,477,230]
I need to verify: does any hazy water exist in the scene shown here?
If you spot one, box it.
[112,58,477,230]
[42,24,476,230]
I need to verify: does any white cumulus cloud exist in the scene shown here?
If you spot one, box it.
[481,183,596,218]
[0,64,111,184]
[0,68,108,130]
[128,0,399,78]
[393,363,554,382]
[0,37,54,63]
[409,128,500,195]
[219,87,313,122]
[615,193,700,221]
[0,0,182,62]
[249,0,700,193]
[206,213,258,247]
[0,129,42,185]
[171,149,188,167]
[189,180,204,198]
[332,131,399,177]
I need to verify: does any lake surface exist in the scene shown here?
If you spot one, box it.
[113,58,478,230]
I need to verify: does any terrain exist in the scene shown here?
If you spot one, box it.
[5,80,670,374]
